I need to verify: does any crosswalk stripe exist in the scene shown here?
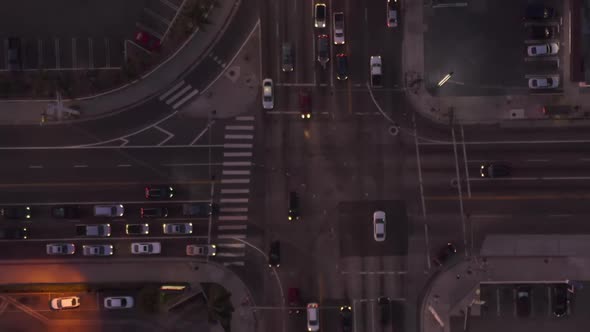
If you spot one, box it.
[224,134,253,140]
[220,198,248,203]
[221,189,249,194]
[219,215,248,221]
[159,81,185,101]
[222,161,251,167]
[218,225,247,230]
[235,116,255,121]
[221,178,250,184]
[223,261,245,266]
[218,234,246,239]
[220,207,248,213]
[224,152,252,157]
[224,143,253,149]
[217,252,246,257]
[225,125,254,130]
[165,85,192,104]
[222,170,250,175]
[216,243,246,248]
[172,88,200,109]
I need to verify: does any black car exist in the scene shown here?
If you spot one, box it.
[516,286,531,317]
[268,241,280,267]
[51,206,80,219]
[524,5,555,20]
[528,25,557,40]
[378,296,390,325]
[317,34,329,66]
[145,186,174,199]
[552,284,569,317]
[480,163,511,178]
[340,305,353,332]
[140,207,168,218]
[336,53,349,80]
[0,227,28,239]
[7,38,22,71]
[1,206,31,220]
[126,223,149,235]
[182,202,213,217]
[433,243,457,266]
[288,192,300,221]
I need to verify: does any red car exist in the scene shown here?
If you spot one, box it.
[299,91,311,119]
[288,288,302,314]
[135,31,161,51]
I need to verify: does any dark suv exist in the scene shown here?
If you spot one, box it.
[7,38,22,71]
[288,192,300,221]
[524,5,555,20]
[528,25,557,39]
[268,241,280,267]
[552,284,569,317]
[480,163,511,178]
[336,53,349,80]
[2,206,31,220]
[140,207,168,218]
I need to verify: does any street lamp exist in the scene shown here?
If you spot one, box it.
[437,72,454,87]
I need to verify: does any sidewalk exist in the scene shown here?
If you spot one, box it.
[420,254,590,332]
[0,258,256,332]
[402,0,590,127]
[0,0,240,126]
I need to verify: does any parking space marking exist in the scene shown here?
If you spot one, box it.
[89,38,94,69]
[496,289,500,316]
[72,38,77,68]
[3,39,7,69]
[54,38,60,69]
[144,8,171,27]
[105,38,110,67]
[37,39,43,68]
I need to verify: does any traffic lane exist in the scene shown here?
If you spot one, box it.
[0,235,212,259]
[0,178,214,203]
[0,217,209,240]
[0,147,221,170]
[0,98,172,147]
[469,213,590,250]
[185,0,259,88]
[425,195,590,215]
[0,165,213,186]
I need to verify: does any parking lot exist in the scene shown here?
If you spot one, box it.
[449,282,590,332]
[425,0,564,96]
[0,0,187,72]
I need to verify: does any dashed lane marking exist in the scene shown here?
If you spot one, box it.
[220,198,249,203]
[220,189,249,194]
[218,215,248,221]
[218,225,248,230]
[221,178,250,184]
[224,152,252,157]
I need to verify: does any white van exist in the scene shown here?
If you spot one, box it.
[93,204,124,217]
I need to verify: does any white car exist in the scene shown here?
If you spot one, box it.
[163,223,193,235]
[186,244,217,256]
[333,12,345,45]
[314,3,326,28]
[373,211,386,242]
[131,242,161,255]
[386,0,398,28]
[528,76,559,89]
[527,43,559,56]
[306,302,320,331]
[50,296,80,310]
[46,243,75,255]
[104,296,134,309]
[83,244,114,256]
[262,78,274,110]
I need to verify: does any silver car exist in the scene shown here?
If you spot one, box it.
[131,242,161,255]
[262,78,274,110]
[528,76,559,89]
[373,211,386,242]
[163,223,193,235]
[46,243,75,255]
[83,244,114,256]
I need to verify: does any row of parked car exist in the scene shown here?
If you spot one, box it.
[524,5,561,90]
[45,242,217,256]
[51,295,133,310]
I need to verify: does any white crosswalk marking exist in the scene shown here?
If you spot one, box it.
[215,115,255,268]
[158,81,200,110]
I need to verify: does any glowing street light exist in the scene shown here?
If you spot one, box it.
[437,72,454,87]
